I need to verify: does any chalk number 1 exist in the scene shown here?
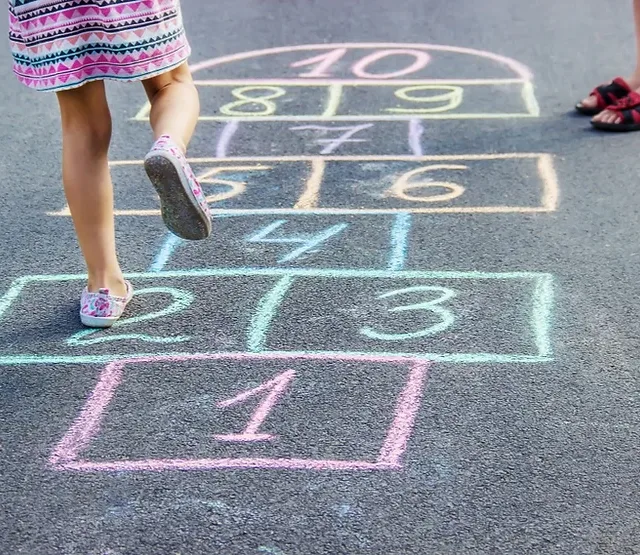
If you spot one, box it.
[361,286,456,341]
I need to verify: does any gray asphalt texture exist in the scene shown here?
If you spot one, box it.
[2,0,640,554]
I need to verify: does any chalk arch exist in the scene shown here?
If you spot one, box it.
[189,42,534,82]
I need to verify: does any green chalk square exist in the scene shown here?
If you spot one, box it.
[0,269,553,365]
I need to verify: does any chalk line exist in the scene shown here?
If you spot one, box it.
[388,213,412,271]
[248,276,295,352]
[408,119,424,156]
[149,233,183,273]
[377,361,429,465]
[216,121,240,158]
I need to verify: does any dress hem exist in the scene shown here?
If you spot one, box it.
[13,53,192,93]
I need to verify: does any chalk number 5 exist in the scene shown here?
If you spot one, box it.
[360,286,456,341]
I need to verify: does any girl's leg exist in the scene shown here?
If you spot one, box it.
[140,62,210,240]
[583,0,640,113]
[142,62,200,153]
[56,81,127,296]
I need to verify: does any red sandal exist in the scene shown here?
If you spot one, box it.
[575,77,632,115]
[591,91,640,131]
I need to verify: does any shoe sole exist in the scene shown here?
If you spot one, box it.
[591,120,640,132]
[144,151,212,241]
[80,313,120,328]
[575,103,601,116]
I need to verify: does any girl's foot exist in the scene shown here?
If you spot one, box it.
[591,91,640,130]
[576,77,635,115]
[80,280,134,328]
[144,135,212,241]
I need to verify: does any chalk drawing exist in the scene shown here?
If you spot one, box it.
[361,286,456,341]
[388,213,412,271]
[216,121,239,158]
[48,353,430,472]
[47,154,559,216]
[322,83,343,118]
[199,165,272,205]
[386,164,467,203]
[245,220,348,263]
[293,158,325,209]
[130,44,539,121]
[408,119,424,156]
[258,547,287,555]
[248,276,295,353]
[149,233,182,273]
[188,43,533,81]
[351,49,431,79]
[67,287,193,346]
[291,48,431,80]
[0,268,554,365]
[387,85,463,114]
[219,86,286,117]
[214,369,295,442]
[290,124,374,154]
[291,47,350,78]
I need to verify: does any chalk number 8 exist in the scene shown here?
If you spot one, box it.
[361,286,456,341]
[220,86,286,116]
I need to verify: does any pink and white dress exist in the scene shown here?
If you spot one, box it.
[7,0,191,92]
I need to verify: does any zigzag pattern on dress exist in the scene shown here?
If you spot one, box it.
[8,0,191,92]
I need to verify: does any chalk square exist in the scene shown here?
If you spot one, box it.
[163,214,392,271]
[338,82,532,118]
[0,269,553,365]
[46,155,557,216]
[256,271,554,363]
[48,353,430,472]
[0,274,276,361]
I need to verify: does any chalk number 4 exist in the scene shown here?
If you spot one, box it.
[361,286,456,341]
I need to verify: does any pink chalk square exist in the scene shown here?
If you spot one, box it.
[49,353,431,472]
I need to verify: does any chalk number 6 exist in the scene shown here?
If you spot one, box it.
[360,286,456,341]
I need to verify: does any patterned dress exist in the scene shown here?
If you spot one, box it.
[7,0,191,92]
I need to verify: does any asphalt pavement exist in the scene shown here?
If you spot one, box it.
[2,1,640,553]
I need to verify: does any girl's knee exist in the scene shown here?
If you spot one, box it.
[142,63,194,100]
[57,82,112,150]
[61,108,112,153]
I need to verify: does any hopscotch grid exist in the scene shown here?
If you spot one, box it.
[47,153,557,217]
[0,352,552,366]
[0,270,554,366]
[49,354,431,472]
[157,114,539,122]
[132,79,534,121]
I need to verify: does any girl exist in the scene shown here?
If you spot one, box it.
[7,0,211,328]
[576,0,640,131]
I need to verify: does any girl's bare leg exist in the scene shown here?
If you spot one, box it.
[140,61,210,240]
[56,81,127,296]
[142,62,200,152]
[587,0,640,120]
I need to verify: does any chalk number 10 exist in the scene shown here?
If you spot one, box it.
[291,48,431,79]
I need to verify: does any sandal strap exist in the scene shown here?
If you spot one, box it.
[590,77,632,109]
[609,90,640,110]
[606,91,640,124]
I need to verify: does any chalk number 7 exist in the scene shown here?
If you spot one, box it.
[360,286,456,341]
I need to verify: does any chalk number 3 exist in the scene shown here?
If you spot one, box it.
[360,286,456,341]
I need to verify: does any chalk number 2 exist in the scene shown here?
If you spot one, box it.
[67,287,193,346]
[361,286,456,341]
